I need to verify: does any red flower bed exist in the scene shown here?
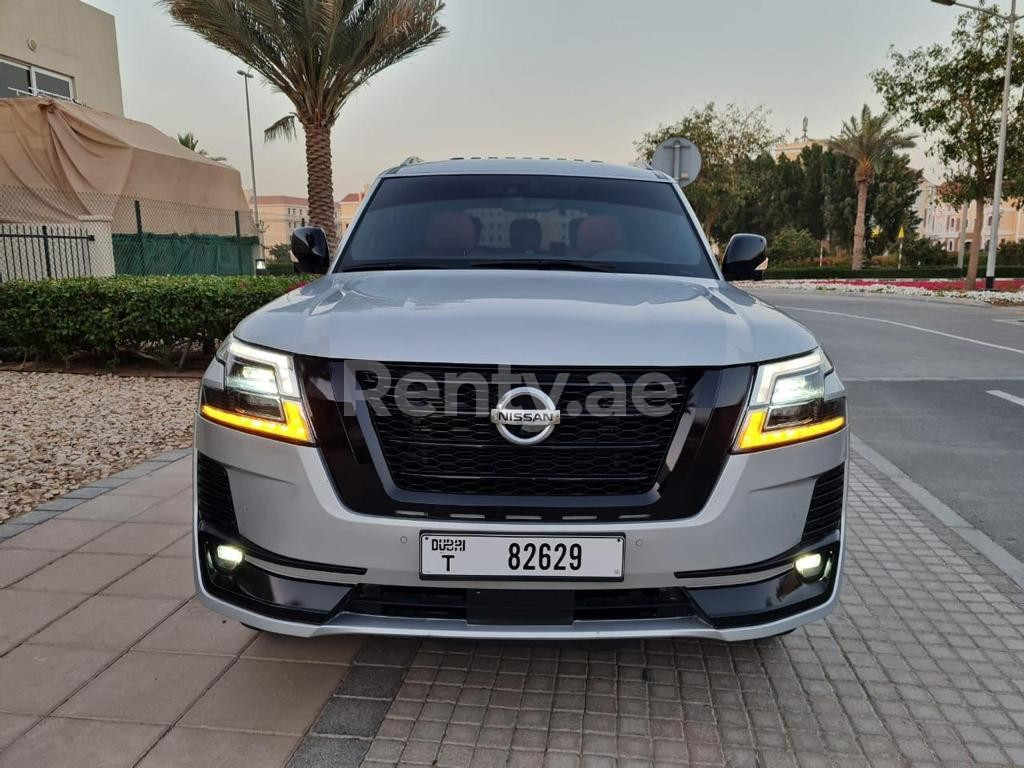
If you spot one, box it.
[827,278,1024,293]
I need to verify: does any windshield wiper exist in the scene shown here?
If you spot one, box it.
[468,259,617,273]
[341,261,446,272]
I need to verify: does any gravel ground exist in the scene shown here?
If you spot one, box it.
[0,372,198,522]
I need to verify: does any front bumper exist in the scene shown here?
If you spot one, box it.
[192,415,848,641]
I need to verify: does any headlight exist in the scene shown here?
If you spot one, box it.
[734,349,845,452]
[200,337,313,444]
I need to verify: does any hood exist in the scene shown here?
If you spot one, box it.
[234,270,816,367]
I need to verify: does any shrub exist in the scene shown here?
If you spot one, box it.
[900,236,950,267]
[0,275,305,366]
[998,239,1024,266]
[769,227,819,265]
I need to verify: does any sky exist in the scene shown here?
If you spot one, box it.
[84,0,973,199]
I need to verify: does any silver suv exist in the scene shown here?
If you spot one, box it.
[194,158,847,640]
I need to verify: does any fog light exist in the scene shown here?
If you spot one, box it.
[794,552,824,581]
[215,544,244,570]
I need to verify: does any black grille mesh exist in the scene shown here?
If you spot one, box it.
[197,454,237,533]
[359,364,693,496]
[801,465,844,546]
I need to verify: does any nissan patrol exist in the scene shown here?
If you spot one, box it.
[193,157,847,640]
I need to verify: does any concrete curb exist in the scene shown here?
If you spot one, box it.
[0,447,192,541]
[851,434,1024,593]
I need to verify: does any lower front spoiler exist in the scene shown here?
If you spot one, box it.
[195,529,843,642]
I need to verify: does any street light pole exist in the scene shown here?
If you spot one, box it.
[930,0,1019,290]
[986,0,1016,290]
[237,69,263,263]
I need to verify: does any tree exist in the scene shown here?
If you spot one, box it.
[770,227,819,265]
[828,105,916,270]
[161,0,447,248]
[176,131,226,162]
[868,150,923,254]
[268,242,292,262]
[634,103,782,243]
[873,7,1024,288]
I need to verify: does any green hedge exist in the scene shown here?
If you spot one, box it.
[0,275,304,365]
[766,266,1024,280]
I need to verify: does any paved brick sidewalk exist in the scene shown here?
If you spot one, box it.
[2,448,1024,767]
[296,456,1024,768]
[0,455,363,768]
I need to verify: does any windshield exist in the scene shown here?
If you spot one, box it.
[336,174,717,278]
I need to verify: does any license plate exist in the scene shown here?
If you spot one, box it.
[420,533,624,580]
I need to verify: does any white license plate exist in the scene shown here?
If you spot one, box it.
[420,533,624,580]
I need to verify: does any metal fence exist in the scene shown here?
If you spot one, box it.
[0,185,258,280]
[0,224,95,282]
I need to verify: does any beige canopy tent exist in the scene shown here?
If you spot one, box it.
[0,97,254,236]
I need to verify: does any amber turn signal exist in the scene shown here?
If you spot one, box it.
[735,409,845,452]
[200,400,312,445]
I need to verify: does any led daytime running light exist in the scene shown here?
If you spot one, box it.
[736,409,845,452]
[201,400,312,444]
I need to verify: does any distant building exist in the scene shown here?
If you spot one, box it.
[917,178,1024,253]
[0,0,124,116]
[338,188,368,236]
[249,195,310,249]
[249,187,368,250]
[775,138,825,161]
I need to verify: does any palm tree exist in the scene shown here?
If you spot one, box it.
[829,105,916,270]
[161,0,446,248]
[176,131,227,162]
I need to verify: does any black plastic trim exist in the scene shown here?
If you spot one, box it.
[301,356,753,522]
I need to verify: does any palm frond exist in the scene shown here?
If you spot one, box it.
[264,113,298,143]
[159,0,447,124]
[828,104,917,183]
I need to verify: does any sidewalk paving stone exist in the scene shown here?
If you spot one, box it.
[180,658,348,735]
[135,727,299,768]
[0,518,118,551]
[55,650,231,724]
[0,644,118,715]
[0,589,83,646]
[0,549,63,588]
[30,593,182,649]
[0,717,162,768]
[0,715,35,752]
[102,555,196,599]
[4,446,1024,766]
[77,522,189,556]
[134,597,257,656]
[14,552,146,594]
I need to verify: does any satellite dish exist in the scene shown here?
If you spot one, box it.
[650,137,702,187]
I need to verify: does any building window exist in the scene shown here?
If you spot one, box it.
[0,57,74,100]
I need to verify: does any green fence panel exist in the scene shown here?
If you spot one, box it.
[113,233,258,276]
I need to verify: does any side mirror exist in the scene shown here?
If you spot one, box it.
[290,226,330,274]
[722,234,768,281]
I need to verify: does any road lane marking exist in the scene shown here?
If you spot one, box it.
[779,306,1024,357]
[988,389,1024,408]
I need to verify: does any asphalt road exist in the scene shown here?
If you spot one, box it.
[750,288,1024,559]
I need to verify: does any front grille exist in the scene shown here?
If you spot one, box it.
[343,584,696,623]
[358,364,693,497]
[801,464,844,546]
[197,453,237,533]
